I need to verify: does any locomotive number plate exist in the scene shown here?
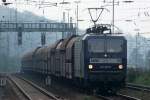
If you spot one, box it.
[100,66,112,69]
[90,58,122,63]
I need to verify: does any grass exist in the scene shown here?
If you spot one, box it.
[127,68,150,86]
[134,73,150,86]
[84,96,93,100]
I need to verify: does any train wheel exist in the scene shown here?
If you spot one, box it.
[96,88,117,95]
[107,88,117,95]
[45,76,52,86]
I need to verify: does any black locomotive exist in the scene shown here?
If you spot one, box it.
[21,24,127,93]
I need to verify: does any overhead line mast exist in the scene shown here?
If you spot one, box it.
[112,0,115,33]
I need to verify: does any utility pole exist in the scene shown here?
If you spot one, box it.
[15,0,17,22]
[112,0,115,33]
[104,0,127,33]
[65,9,71,24]
[65,8,71,37]
[62,12,66,38]
[74,1,80,35]
[41,8,46,46]
[59,1,70,38]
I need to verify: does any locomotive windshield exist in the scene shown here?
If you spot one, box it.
[107,39,123,53]
[88,38,123,53]
[88,38,104,53]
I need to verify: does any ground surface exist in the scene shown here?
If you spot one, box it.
[22,73,100,100]
[119,88,150,100]
[0,86,18,100]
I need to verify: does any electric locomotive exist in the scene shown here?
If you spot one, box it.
[75,24,127,92]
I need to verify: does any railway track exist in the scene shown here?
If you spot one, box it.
[8,74,145,100]
[8,75,62,100]
[127,83,150,92]
[97,93,141,100]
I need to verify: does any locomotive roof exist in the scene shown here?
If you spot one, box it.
[82,33,126,40]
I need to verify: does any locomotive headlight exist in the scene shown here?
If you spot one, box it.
[88,64,93,69]
[118,64,123,69]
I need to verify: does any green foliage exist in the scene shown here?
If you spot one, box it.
[134,73,150,86]
[127,68,150,86]
[145,50,150,70]
[84,96,92,100]
[127,68,138,83]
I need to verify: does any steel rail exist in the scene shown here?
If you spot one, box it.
[8,76,32,100]
[127,83,150,92]
[17,76,61,100]
[117,93,141,100]
[97,93,141,100]
[9,75,61,100]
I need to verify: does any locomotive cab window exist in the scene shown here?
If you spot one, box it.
[107,39,123,53]
[88,38,104,53]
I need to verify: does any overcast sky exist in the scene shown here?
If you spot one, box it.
[1,0,150,36]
